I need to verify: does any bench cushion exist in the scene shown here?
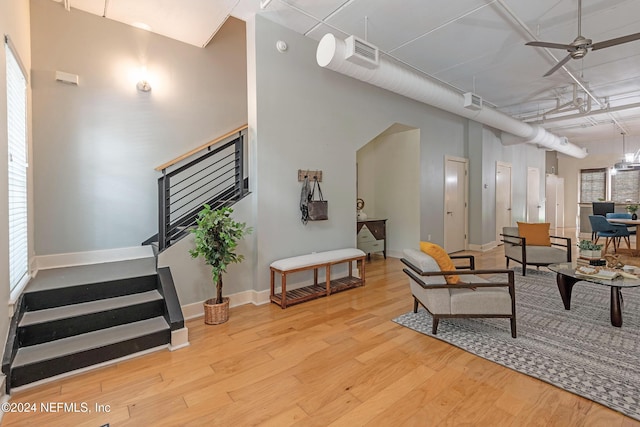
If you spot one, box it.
[270,248,365,271]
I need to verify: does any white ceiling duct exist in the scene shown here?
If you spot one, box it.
[316,33,587,159]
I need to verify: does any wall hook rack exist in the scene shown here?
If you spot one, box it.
[298,169,322,182]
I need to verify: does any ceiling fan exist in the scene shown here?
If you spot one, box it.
[526,0,640,77]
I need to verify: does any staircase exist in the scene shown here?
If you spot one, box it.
[2,253,184,391]
[1,127,249,392]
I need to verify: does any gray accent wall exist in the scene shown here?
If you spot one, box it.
[30,0,247,255]
[249,15,548,293]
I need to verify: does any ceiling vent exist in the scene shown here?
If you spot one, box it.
[463,92,483,110]
[345,35,379,69]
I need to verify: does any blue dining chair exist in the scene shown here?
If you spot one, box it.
[589,215,631,253]
[605,212,636,235]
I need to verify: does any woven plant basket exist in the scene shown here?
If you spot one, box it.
[204,297,230,325]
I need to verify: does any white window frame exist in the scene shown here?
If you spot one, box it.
[5,35,30,299]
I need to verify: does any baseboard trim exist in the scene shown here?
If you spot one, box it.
[169,327,190,351]
[35,246,156,271]
[182,289,271,321]
[386,250,402,259]
[468,241,497,252]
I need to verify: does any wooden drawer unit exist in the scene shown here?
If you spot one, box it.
[357,219,387,259]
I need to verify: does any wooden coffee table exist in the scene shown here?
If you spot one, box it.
[547,262,640,327]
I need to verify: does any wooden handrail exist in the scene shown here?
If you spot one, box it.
[155,124,248,171]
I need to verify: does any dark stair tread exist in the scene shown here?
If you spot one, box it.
[19,290,163,327]
[25,257,157,293]
[13,317,169,367]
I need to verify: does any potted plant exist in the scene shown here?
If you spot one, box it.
[190,204,251,325]
[578,239,603,259]
[626,204,639,220]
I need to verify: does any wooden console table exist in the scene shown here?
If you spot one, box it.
[357,219,387,259]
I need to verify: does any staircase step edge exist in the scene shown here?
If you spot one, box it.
[19,290,163,327]
[12,317,169,367]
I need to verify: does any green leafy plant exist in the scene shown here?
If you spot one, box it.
[189,205,252,304]
[578,239,602,251]
[626,204,639,214]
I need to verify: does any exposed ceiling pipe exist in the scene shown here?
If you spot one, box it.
[527,100,640,125]
[495,0,628,135]
[316,33,587,159]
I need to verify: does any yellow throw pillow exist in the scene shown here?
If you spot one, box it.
[517,222,551,246]
[419,242,460,284]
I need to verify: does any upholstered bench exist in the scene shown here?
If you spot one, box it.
[270,248,366,308]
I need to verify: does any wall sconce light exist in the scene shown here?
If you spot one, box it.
[136,65,152,92]
[276,40,288,52]
[136,80,152,92]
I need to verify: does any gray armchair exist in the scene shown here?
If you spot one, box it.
[401,249,516,338]
[501,226,572,276]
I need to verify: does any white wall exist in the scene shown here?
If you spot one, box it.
[30,0,248,255]
[357,128,420,256]
[0,0,32,374]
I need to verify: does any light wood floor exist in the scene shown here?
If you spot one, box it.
[3,237,640,426]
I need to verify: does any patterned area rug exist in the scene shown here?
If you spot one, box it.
[393,267,640,421]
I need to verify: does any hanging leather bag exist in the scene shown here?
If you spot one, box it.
[307,177,328,220]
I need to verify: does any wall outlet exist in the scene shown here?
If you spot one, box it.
[427,234,431,241]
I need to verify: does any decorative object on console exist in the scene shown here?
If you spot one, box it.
[190,205,251,325]
[356,198,367,220]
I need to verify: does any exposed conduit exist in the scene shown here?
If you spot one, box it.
[316,33,588,159]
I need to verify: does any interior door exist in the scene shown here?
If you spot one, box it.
[496,162,512,243]
[545,174,564,228]
[546,174,558,228]
[556,177,565,228]
[444,157,468,253]
[527,167,541,222]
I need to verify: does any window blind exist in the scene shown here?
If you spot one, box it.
[5,37,29,292]
[579,168,606,203]
[612,170,640,203]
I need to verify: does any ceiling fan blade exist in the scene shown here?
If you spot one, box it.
[526,41,574,50]
[543,54,573,77]
[592,32,640,50]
